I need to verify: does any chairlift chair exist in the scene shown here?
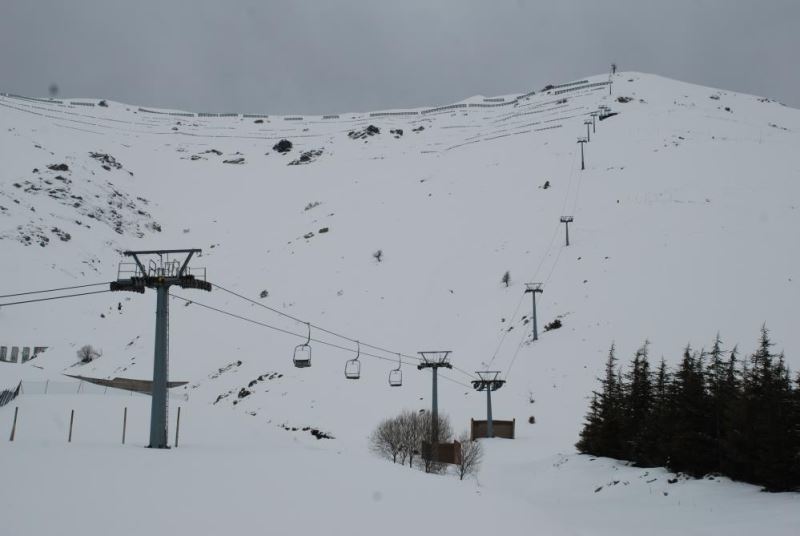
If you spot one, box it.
[345,341,361,380]
[293,323,312,368]
[388,353,402,387]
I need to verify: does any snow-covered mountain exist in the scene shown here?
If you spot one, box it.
[1,72,799,535]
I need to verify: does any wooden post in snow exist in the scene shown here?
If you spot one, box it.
[9,406,19,441]
[174,406,182,448]
[122,407,128,445]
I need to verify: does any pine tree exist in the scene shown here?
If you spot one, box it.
[667,345,714,476]
[623,341,653,464]
[648,357,672,466]
[705,333,727,471]
[576,393,602,453]
[577,328,799,490]
[718,345,747,479]
[577,344,625,458]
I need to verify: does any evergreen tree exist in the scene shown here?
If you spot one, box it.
[623,341,653,464]
[576,344,625,458]
[667,345,714,476]
[577,329,799,491]
[718,345,747,479]
[744,327,798,490]
[576,393,602,453]
[648,357,672,467]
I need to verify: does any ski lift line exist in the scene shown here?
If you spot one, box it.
[543,244,566,287]
[491,132,580,374]
[503,325,530,381]
[0,289,112,307]
[0,281,112,299]
[168,293,473,388]
[560,146,579,215]
[487,291,527,367]
[213,282,418,359]
[211,282,478,380]
[490,150,575,365]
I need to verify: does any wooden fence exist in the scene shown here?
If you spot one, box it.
[470,418,515,440]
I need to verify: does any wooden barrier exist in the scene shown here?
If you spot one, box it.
[470,418,515,440]
[421,440,462,465]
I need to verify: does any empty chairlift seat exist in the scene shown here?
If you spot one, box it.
[293,323,312,368]
[388,353,402,387]
[344,341,361,380]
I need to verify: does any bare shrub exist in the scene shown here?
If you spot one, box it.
[76,344,101,363]
[370,409,453,474]
[369,417,404,463]
[456,432,484,480]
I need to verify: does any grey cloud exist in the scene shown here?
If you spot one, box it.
[1,0,798,114]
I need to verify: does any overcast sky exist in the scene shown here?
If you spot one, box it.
[1,0,798,115]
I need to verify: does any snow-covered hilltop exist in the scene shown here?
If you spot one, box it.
[1,72,799,535]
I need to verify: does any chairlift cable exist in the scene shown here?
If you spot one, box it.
[0,289,112,307]
[169,293,473,389]
[0,281,111,299]
[491,148,578,371]
[212,282,478,379]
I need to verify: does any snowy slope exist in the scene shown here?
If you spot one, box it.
[1,72,799,534]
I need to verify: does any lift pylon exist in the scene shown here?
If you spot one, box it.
[418,351,453,461]
[110,249,210,449]
[472,371,506,438]
[524,283,544,341]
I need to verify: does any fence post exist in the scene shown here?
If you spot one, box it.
[68,409,74,443]
[174,406,181,448]
[77,381,83,394]
[122,407,127,445]
[44,379,49,395]
[9,406,19,441]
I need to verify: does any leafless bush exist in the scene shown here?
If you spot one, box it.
[456,432,484,480]
[369,416,404,463]
[76,344,101,363]
[419,410,453,474]
[369,409,453,473]
[373,249,383,262]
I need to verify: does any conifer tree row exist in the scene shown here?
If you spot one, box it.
[576,326,800,491]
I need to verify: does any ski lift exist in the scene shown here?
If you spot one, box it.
[344,341,361,380]
[293,323,312,368]
[389,353,402,387]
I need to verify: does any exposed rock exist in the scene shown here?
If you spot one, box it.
[288,149,323,166]
[89,152,122,170]
[347,125,380,140]
[273,139,293,154]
